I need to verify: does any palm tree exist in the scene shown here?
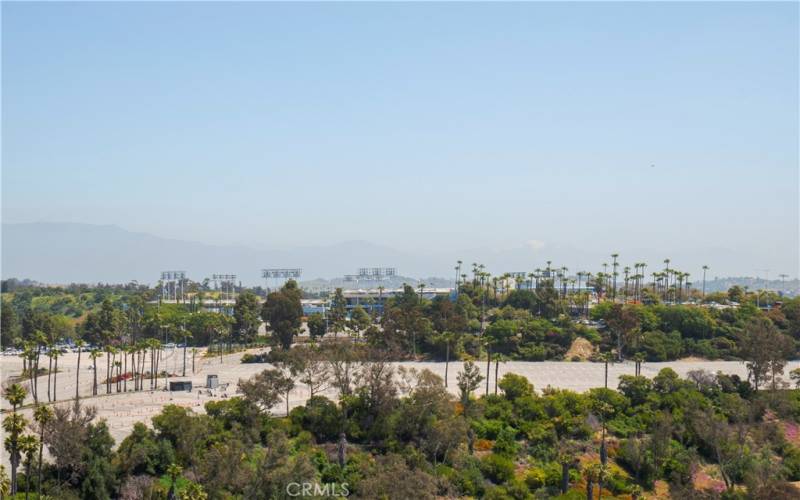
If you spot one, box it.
[33,404,53,498]
[633,352,645,376]
[494,354,508,394]
[20,434,38,500]
[454,260,462,296]
[583,462,601,500]
[443,332,456,387]
[166,463,183,500]
[75,339,85,400]
[702,265,710,297]
[485,337,492,396]
[600,352,614,389]
[46,342,54,402]
[89,349,102,396]
[51,347,61,401]
[3,383,27,495]
[191,348,199,374]
[610,254,619,300]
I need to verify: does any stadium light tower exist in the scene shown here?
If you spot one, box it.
[261,268,302,293]
[160,271,187,302]
[212,274,237,301]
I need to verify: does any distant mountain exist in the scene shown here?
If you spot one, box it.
[701,276,799,296]
[0,222,450,285]
[2,222,789,286]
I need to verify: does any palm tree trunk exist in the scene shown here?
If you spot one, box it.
[93,357,98,395]
[485,346,491,396]
[106,351,111,394]
[76,347,82,400]
[24,460,31,500]
[37,424,44,497]
[494,359,499,394]
[53,356,58,401]
[444,341,450,387]
[47,355,53,402]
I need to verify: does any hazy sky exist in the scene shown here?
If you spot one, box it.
[3,2,798,275]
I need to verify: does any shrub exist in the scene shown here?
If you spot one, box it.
[524,467,546,490]
[480,453,516,484]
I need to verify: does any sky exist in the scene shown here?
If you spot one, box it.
[2,2,799,277]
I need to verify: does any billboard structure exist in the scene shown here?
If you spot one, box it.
[262,268,302,293]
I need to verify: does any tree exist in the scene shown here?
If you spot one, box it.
[457,361,484,408]
[20,434,38,500]
[75,339,85,400]
[238,369,294,415]
[90,349,102,396]
[307,312,327,340]
[167,463,183,500]
[261,280,303,350]
[232,291,262,345]
[498,373,533,401]
[605,304,640,361]
[294,345,329,398]
[738,316,792,391]
[51,347,62,401]
[350,305,371,338]
[1,299,19,347]
[33,404,53,498]
[3,384,27,495]
[329,288,348,337]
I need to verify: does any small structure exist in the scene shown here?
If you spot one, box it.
[169,381,193,392]
[206,374,219,389]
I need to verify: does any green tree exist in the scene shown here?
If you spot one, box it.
[261,280,303,350]
[232,291,262,345]
[329,288,348,337]
[350,305,371,338]
[457,361,484,408]
[307,312,327,340]
[3,384,27,495]
[33,404,53,498]
[238,369,295,415]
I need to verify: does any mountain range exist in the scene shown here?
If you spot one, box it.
[1,222,786,286]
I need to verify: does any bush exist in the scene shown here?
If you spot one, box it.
[480,453,516,484]
[499,373,534,401]
[524,467,546,490]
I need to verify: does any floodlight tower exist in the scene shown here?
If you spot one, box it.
[212,274,237,302]
[160,271,186,302]
[261,269,302,293]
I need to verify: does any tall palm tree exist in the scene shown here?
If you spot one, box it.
[33,404,53,498]
[20,434,38,500]
[89,349,102,396]
[191,348,199,374]
[74,339,85,400]
[494,354,508,395]
[443,331,455,387]
[45,342,54,402]
[702,265,709,297]
[610,254,619,300]
[3,383,27,495]
[633,352,645,376]
[51,347,61,401]
[454,260,462,295]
